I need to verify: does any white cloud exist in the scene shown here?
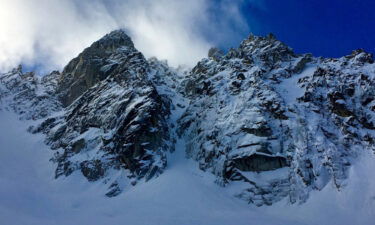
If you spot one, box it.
[0,0,249,73]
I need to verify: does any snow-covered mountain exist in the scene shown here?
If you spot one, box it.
[1,30,375,224]
[179,34,375,205]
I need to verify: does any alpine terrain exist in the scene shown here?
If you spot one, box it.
[1,30,374,225]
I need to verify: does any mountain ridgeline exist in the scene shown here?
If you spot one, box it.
[0,30,374,205]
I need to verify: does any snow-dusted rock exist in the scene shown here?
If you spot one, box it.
[57,30,136,107]
[0,65,61,120]
[1,31,374,206]
[179,34,375,205]
[29,31,173,196]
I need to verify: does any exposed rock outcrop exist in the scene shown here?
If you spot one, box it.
[178,34,375,205]
[57,30,136,107]
[28,30,172,196]
[0,65,62,120]
[1,31,374,206]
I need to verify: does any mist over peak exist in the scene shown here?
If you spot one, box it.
[0,0,249,73]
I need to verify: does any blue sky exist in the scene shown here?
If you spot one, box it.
[239,0,375,57]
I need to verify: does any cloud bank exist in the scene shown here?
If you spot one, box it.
[0,0,249,73]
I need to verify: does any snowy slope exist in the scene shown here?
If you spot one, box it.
[1,108,375,225]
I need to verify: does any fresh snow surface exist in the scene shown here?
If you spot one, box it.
[276,65,316,105]
[0,110,375,225]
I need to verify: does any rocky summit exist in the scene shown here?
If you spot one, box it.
[1,30,374,205]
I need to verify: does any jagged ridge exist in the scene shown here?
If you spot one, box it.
[0,31,374,205]
[179,34,375,205]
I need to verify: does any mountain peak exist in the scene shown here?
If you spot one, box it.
[239,33,294,56]
[58,29,140,106]
[93,29,135,51]
[62,30,134,75]
[1,30,375,212]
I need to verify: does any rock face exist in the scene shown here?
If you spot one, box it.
[28,30,172,196]
[178,34,375,205]
[1,30,374,205]
[0,66,62,120]
[57,30,136,107]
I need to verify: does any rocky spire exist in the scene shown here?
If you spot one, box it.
[57,29,139,106]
